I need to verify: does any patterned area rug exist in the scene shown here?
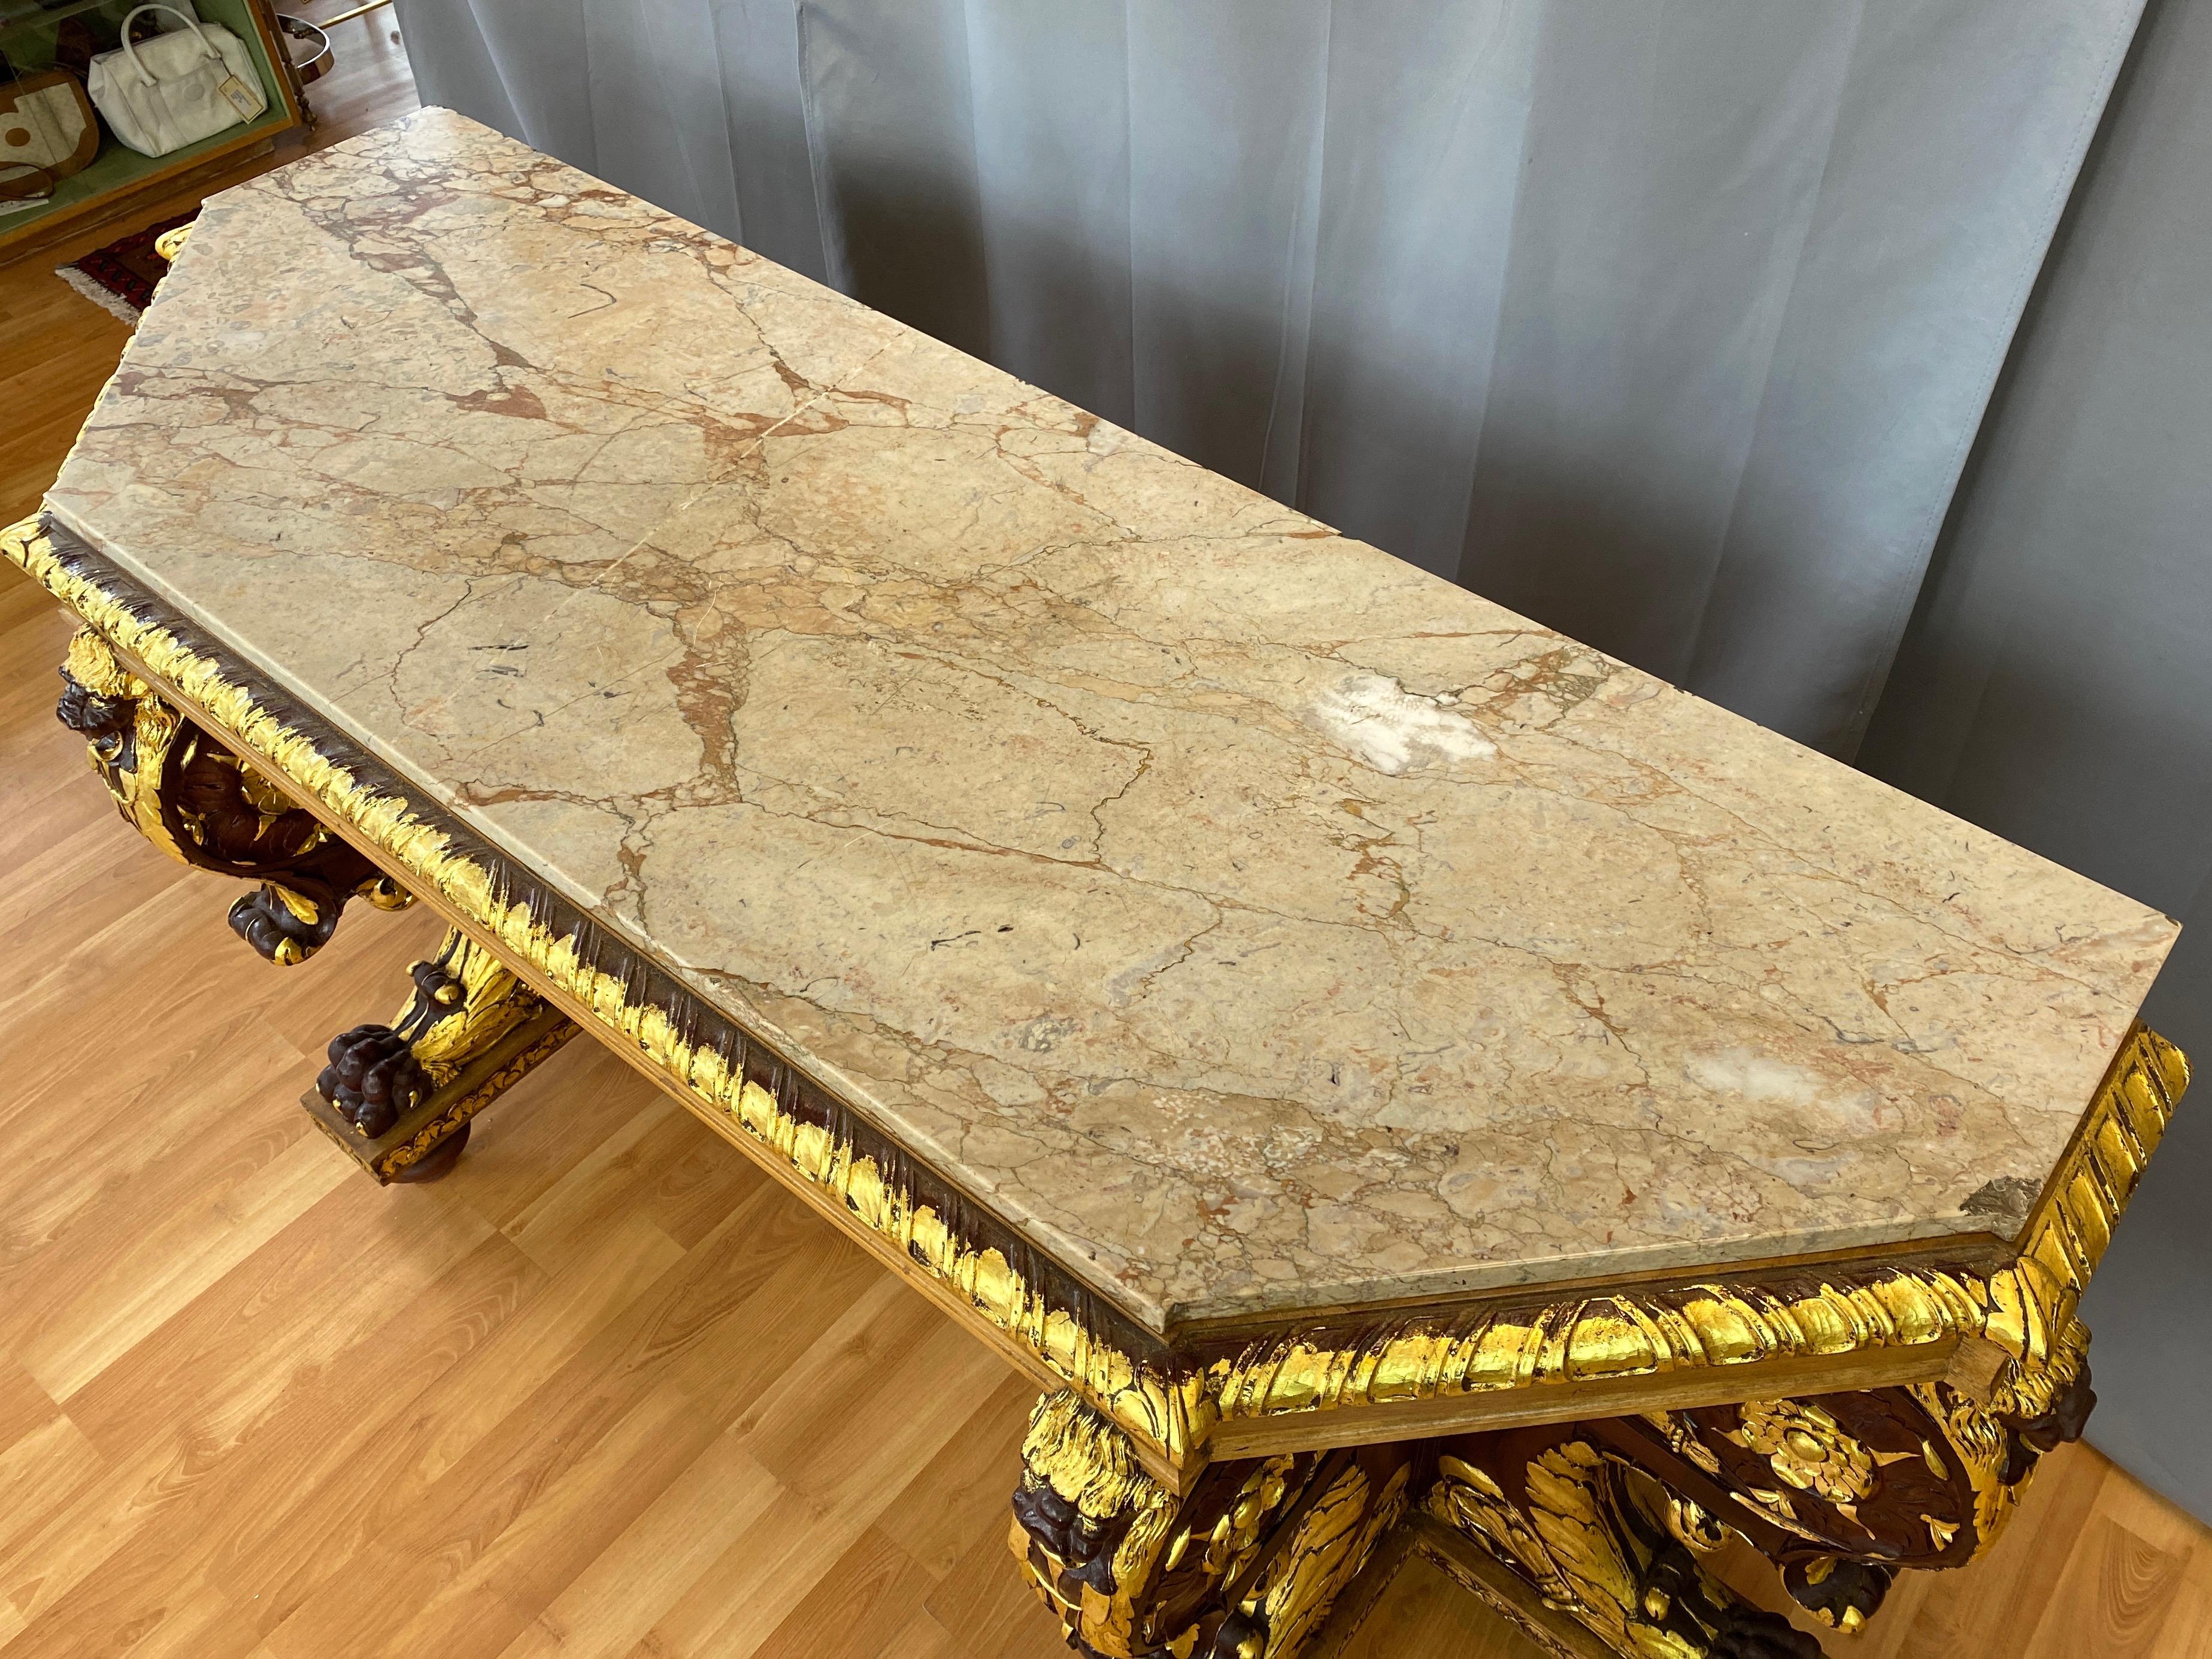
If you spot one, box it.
[54,210,199,323]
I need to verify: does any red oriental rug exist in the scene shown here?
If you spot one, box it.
[54,208,199,324]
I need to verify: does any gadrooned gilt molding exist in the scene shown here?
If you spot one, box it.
[1199,1021,2183,1442]
[8,513,2187,1481]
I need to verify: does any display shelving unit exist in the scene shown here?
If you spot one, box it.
[0,0,307,265]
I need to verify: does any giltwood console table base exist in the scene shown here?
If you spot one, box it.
[13,512,2184,1659]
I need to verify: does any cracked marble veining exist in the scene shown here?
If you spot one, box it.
[46,110,2179,1332]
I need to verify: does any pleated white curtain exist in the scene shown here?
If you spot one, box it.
[392,0,2142,754]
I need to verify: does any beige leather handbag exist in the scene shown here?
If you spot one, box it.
[0,69,99,207]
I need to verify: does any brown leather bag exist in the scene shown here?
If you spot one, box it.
[1,68,100,205]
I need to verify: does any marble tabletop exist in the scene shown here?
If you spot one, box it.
[44,110,2177,1334]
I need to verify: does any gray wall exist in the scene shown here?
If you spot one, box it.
[1860,0,2212,1518]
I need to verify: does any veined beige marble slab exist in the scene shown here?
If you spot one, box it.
[46,110,2178,1333]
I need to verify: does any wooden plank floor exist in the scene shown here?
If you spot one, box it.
[2,16,2208,1657]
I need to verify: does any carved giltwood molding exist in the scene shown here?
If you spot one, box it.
[1202,1024,2184,1453]
[8,514,2187,1488]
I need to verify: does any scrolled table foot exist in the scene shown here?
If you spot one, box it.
[231,877,349,966]
[319,1022,434,1137]
[304,927,574,1183]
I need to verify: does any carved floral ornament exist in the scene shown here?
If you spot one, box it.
[1732,1400,1877,1504]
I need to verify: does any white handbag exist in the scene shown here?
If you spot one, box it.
[87,4,269,159]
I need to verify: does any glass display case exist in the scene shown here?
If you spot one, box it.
[0,0,305,263]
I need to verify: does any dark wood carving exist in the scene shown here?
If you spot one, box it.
[1433,1421,1824,1659]
[319,1024,434,1137]
[1627,1389,1983,1570]
[56,626,412,964]
[310,927,571,1179]
[1782,1555,1893,1633]
[2001,1361,2095,1482]
[1009,1381,2084,1659]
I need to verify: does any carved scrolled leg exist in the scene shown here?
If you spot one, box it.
[56,625,414,964]
[1424,1426,1823,1659]
[1779,1556,1892,1635]
[305,927,576,1182]
[1009,1392,1411,1658]
[1991,1320,2095,1485]
[1411,1342,2098,1658]
[1217,1445,1414,1659]
[1621,1345,2094,1602]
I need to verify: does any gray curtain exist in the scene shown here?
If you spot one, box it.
[390,0,2212,1519]
[1860,0,2212,1524]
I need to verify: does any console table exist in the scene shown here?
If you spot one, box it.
[5,109,2187,1659]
